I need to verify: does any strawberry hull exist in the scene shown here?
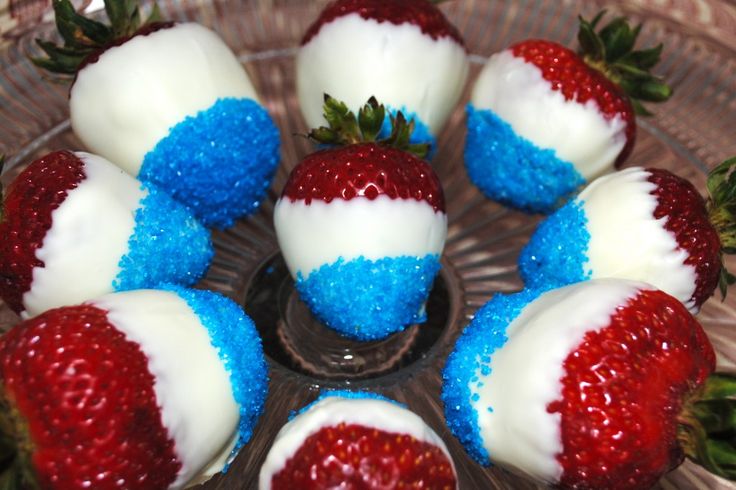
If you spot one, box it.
[297,11,468,148]
[274,194,447,341]
[1,151,212,318]
[465,49,629,213]
[259,391,457,489]
[70,23,281,228]
[519,167,703,312]
[442,280,715,488]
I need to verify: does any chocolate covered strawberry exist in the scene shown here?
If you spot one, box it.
[297,0,468,152]
[274,97,447,341]
[0,286,268,489]
[0,150,212,318]
[442,279,736,488]
[519,160,736,313]
[32,0,280,228]
[259,391,457,489]
[465,12,672,213]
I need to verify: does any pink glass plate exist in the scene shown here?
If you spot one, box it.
[1,0,736,488]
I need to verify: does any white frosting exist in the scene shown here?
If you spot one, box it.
[580,167,698,312]
[470,50,626,180]
[258,396,456,489]
[70,22,258,176]
[297,14,468,135]
[273,196,447,279]
[470,279,645,483]
[91,290,239,489]
[22,152,144,318]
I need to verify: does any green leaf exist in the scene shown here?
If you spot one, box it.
[577,15,605,61]
[627,79,673,102]
[357,96,385,142]
[630,99,654,117]
[145,2,162,24]
[599,17,636,62]
[703,373,736,400]
[692,399,736,433]
[621,44,663,70]
[53,0,112,47]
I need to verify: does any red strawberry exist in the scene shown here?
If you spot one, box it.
[301,0,464,45]
[520,159,736,313]
[443,279,736,489]
[0,150,212,317]
[465,12,673,214]
[274,97,447,341]
[0,304,180,489]
[259,393,457,489]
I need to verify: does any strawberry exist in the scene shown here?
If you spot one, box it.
[31,0,280,228]
[519,159,736,313]
[274,96,447,341]
[442,279,736,489]
[465,11,672,213]
[259,391,457,489]
[0,150,212,318]
[297,0,468,153]
[0,287,268,489]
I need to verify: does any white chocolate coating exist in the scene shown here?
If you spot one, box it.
[91,290,240,489]
[297,14,468,135]
[22,152,143,318]
[471,50,626,180]
[70,22,258,175]
[580,167,698,312]
[470,280,645,483]
[258,395,456,489]
[273,196,447,279]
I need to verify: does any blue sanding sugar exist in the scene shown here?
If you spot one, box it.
[464,105,586,214]
[113,184,213,291]
[379,106,436,158]
[140,97,281,229]
[165,285,269,469]
[441,288,546,465]
[295,255,441,342]
[518,198,592,290]
[289,390,403,421]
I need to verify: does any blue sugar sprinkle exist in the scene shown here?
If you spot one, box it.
[518,198,591,289]
[464,105,586,214]
[114,184,213,291]
[166,286,269,468]
[379,106,436,158]
[295,255,441,342]
[441,288,545,465]
[140,97,281,229]
[290,390,402,421]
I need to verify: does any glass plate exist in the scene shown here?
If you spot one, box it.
[2,0,736,488]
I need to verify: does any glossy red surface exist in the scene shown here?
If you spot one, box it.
[271,422,457,489]
[547,289,715,489]
[0,304,180,489]
[281,142,445,213]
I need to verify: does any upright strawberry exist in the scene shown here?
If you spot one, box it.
[465,12,672,213]
[0,150,212,318]
[32,0,280,228]
[519,159,736,313]
[442,279,736,489]
[297,0,469,153]
[0,287,268,489]
[274,96,447,341]
[259,391,457,489]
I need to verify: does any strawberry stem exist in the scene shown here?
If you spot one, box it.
[577,10,672,116]
[706,157,736,299]
[679,373,736,481]
[308,95,430,159]
[31,0,162,75]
